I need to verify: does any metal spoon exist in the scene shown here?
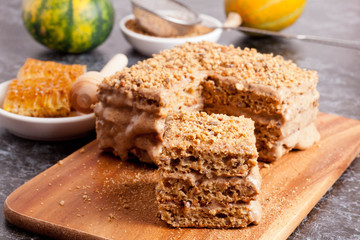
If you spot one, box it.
[222,13,360,50]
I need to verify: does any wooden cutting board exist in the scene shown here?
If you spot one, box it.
[4,112,360,240]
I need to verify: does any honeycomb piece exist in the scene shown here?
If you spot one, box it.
[3,59,86,117]
[17,58,85,84]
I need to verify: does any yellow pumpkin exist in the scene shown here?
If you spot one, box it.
[224,0,306,31]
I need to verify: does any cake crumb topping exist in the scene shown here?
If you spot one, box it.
[103,41,317,90]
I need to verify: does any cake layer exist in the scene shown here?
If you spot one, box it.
[160,112,258,177]
[202,75,319,121]
[257,122,320,161]
[160,148,258,178]
[206,103,318,142]
[254,106,318,140]
[157,165,261,204]
[158,200,261,228]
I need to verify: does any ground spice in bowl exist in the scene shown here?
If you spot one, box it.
[125,19,213,38]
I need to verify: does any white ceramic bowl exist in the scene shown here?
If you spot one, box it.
[0,80,95,141]
[119,14,223,56]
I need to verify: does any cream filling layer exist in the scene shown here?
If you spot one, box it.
[160,165,261,192]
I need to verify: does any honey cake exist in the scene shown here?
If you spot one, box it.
[156,111,261,228]
[95,41,320,162]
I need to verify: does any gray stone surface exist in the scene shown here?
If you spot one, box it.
[0,0,359,239]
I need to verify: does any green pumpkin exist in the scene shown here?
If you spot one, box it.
[22,0,114,53]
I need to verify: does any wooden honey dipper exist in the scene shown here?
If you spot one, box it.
[70,54,128,114]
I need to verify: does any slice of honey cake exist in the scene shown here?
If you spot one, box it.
[156,112,261,228]
[95,41,319,163]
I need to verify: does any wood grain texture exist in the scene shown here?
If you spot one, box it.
[4,112,360,240]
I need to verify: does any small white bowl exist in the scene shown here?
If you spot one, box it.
[0,80,95,141]
[119,14,223,56]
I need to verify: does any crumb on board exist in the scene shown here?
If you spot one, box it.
[108,213,116,222]
[59,200,65,206]
[80,148,86,153]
